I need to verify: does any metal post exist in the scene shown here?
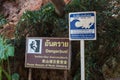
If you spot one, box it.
[64,70,67,80]
[80,40,85,80]
[28,68,32,80]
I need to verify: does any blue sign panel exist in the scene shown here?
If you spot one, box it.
[69,12,96,40]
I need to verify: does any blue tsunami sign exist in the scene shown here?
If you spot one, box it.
[69,12,96,40]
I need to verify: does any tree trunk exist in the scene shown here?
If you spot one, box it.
[50,0,65,17]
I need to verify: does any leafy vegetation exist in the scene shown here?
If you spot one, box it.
[0,35,14,80]
[15,3,67,44]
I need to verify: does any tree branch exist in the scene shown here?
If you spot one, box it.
[50,0,65,17]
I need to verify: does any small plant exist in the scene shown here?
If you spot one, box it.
[0,35,14,80]
[12,73,19,80]
[0,14,7,28]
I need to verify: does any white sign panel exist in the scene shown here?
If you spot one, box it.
[69,11,96,40]
[27,38,42,54]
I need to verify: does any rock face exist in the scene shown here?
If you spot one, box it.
[0,0,49,38]
[0,0,70,38]
[1,0,70,23]
[1,0,49,24]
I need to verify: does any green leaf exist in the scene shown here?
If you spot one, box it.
[2,69,11,80]
[12,73,19,80]
[0,48,7,60]
[0,66,2,80]
[7,46,14,57]
[0,36,14,60]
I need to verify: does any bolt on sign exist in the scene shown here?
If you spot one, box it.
[25,37,71,70]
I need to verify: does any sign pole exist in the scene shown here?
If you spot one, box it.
[28,68,32,80]
[64,70,67,80]
[80,40,85,80]
[69,11,96,80]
